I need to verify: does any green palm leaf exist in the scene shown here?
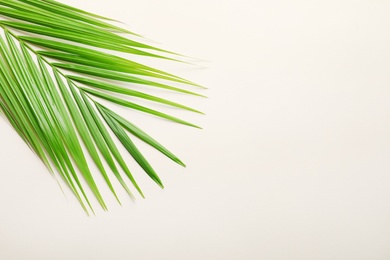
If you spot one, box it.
[0,0,204,214]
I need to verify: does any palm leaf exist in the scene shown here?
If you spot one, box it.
[0,0,204,214]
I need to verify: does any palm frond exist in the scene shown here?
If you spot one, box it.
[0,0,204,214]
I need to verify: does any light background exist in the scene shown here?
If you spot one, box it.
[1,0,390,259]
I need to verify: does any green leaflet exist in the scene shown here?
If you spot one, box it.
[69,76,203,113]
[98,106,164,188]
[0,0,204,214]
[98,104,187,167]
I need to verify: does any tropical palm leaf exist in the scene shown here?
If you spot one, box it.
[0,0,204,214]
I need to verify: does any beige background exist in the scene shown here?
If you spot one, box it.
[1,0,390,259]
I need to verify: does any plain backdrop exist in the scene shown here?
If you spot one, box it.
[1,0,390,259]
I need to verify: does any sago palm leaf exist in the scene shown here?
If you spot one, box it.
[0,0,204,214]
